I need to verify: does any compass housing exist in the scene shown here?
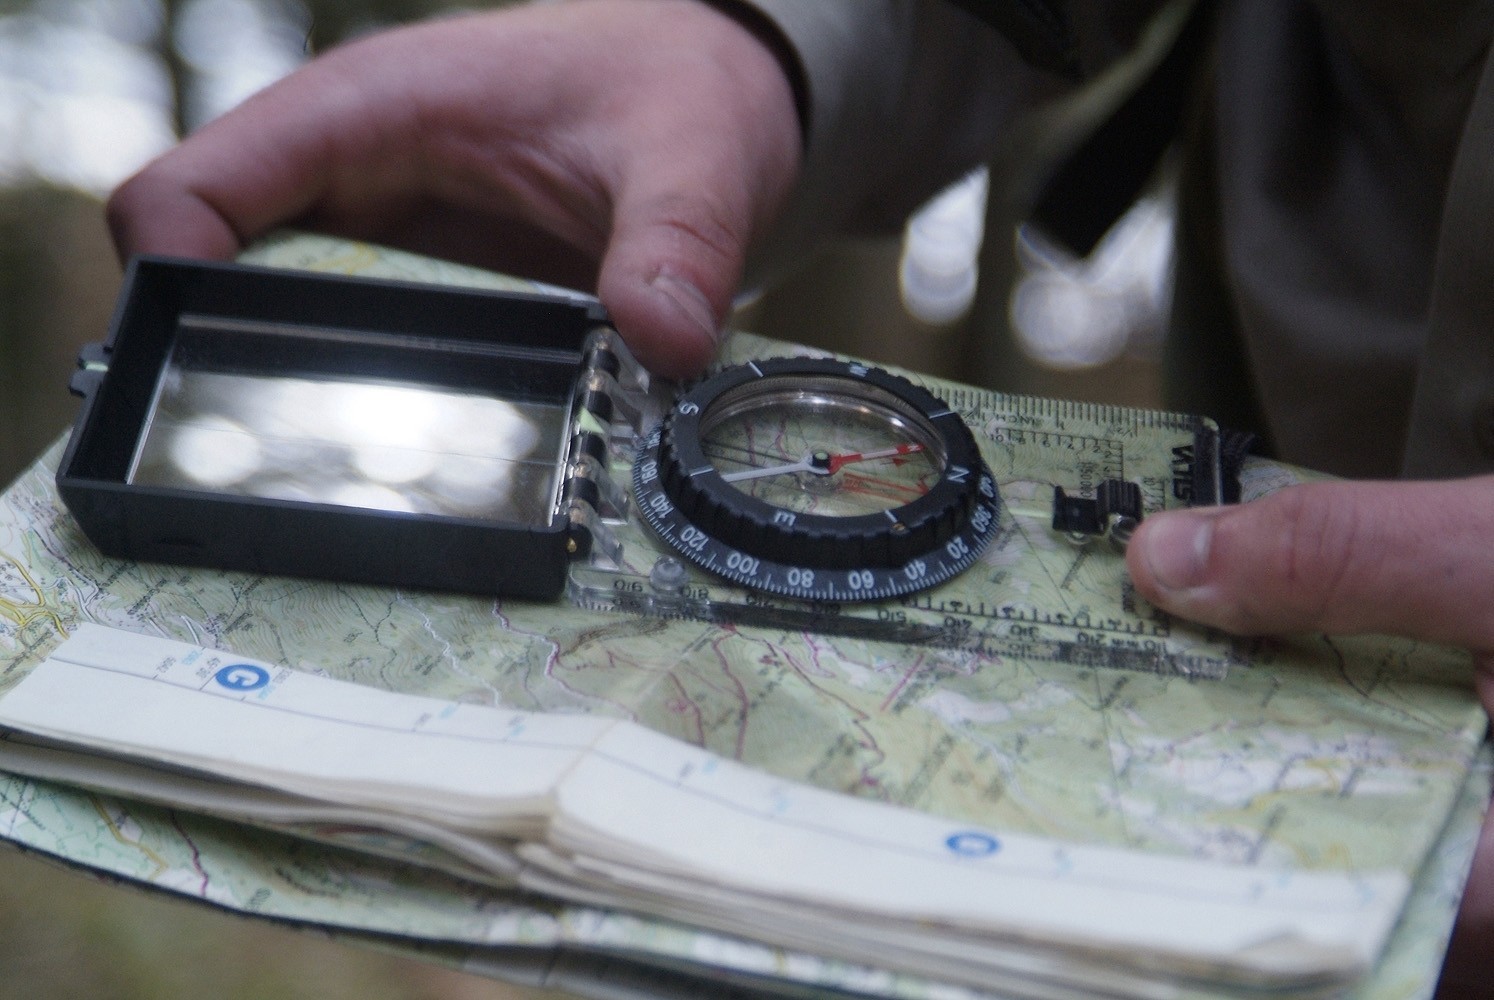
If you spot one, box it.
[633,357,1001,602]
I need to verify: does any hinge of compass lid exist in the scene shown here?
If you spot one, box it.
[561,324,666,564]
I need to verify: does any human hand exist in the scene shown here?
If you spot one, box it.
[1125,476,1494,998]
[105,0,802,377]
[1126,475,1494,671]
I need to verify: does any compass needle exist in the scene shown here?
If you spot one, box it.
[823,442,926,475]
[719,454,817,483]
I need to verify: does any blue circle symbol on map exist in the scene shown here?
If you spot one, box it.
[214,663,270,692]
[945,831,1001,858]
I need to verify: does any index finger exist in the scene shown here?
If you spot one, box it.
[106,33,427,260]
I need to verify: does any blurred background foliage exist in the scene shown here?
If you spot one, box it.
[0,0,1169,995]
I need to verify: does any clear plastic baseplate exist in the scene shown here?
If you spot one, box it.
[564,333,1242,680]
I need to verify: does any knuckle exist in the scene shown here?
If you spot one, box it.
[646,190,747,275]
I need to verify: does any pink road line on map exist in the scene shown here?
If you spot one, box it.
[709,631,752,760]
[879,652,928,713]
[169,812,211,897]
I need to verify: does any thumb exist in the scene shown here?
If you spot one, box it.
[1126,475,1494,652]
[597,186,744,378]
[589,3,800,378]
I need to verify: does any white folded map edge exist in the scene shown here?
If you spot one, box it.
[0,624,1407,999]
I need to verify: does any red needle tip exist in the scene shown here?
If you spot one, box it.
[825,442,925,475]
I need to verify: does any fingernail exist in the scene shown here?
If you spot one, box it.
[1141,512,1213,592]
[651,271,722,345]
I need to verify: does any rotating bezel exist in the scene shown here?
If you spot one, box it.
[632,357,1001,602]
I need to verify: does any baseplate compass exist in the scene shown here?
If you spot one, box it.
[567,337,1249,680]
[632,358,1001,602]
